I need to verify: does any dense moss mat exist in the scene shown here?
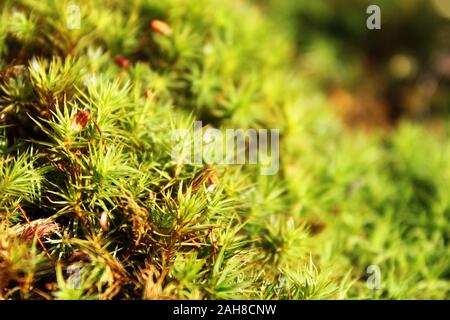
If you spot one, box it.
[0,0,448,299]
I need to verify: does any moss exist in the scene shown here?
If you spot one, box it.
[0,0,448,300]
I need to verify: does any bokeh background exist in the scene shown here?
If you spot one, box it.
[257,0,450,129]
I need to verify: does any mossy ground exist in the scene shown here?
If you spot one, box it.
[0,0,448,299]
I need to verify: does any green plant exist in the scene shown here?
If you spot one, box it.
[0,0,448,300]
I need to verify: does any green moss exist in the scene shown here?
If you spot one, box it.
[0,0,448,299]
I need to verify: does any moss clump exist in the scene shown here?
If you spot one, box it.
[0,0,448,299]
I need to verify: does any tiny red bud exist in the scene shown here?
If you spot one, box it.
[45,283,57,291]
[114,55,130,69]
[208,171,219,185]
[70,111,90,131]
[144,90,156,101]
[150,19,172,36]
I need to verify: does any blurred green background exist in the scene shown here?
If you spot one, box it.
[256,0,450,129]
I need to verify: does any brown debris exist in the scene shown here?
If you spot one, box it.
[114,55,130,69]
[150,20,172,36]
[9,219,59,242]
[70,110,91,131]
[68,251,92,263]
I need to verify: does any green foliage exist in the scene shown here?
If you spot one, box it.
[0,151,44,210]
[0,0,448,300]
